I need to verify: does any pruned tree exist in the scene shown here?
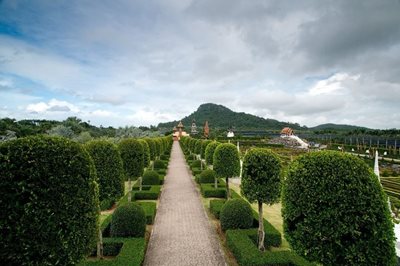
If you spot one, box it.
[213,143,240,198]
[241,148,282,251]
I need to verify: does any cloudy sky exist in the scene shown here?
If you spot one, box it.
[1,0,400,128]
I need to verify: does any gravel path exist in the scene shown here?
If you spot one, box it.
[143,141,226,266]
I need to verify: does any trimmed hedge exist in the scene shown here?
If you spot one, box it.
[157,169,167,176]
[220,199,253,231]
[210,199,226,219]
[78,238,146,266]
[110,203,146,238]
[0,136,99,265]
[85,140,124,204]
[201,184,226,198]
[226,230,313,266]
[119,138,144,180]
[142,170,160,185]
[190,160,202,168]
[153,159,166,170]
[199,169,217,183]
[137,202,157,225]
[133,185,161,200]
[192,167,202,176]
[283,151,396,266]
[160,154,169,161]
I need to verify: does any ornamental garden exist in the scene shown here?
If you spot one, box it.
[0,132,397,265]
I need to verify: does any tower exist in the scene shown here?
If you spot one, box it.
[191,119,198,135]
[203,120,209,139]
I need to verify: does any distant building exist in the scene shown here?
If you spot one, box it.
[281,127,294,137]
[172,121,189,140]
[191,119,198,135]
[203,120,210,139]
[227,130,235,138]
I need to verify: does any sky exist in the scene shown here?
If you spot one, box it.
[0,0,400,129]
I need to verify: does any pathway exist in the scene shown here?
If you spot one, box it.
[143,141,226,266]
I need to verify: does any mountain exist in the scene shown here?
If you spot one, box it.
[157,103,306,130]
[310,123,370,131]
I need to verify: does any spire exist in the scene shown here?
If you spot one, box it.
[203,120,209,138]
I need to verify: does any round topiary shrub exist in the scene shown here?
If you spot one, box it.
[0,136,99,265]
[191,159,202,168]
[110,203,146,237]
[85,140,124,203]
[142,170,160,185]
[153,159,166,169]
[199,169,216,183]
[205,141,220,165]
[282,151,396,266]
[220,199,253,231]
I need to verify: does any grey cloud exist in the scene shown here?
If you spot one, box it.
[48,105,71,112]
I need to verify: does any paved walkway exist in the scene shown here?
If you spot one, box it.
[143,141,226,266]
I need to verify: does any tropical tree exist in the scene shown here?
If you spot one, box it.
[213,143,240,198]
[241,148,282,251]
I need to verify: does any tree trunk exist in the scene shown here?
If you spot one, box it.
[151,161,154,170]
[258,201,265,251]
[226,177,230,199]
[139,176,142,191]
[214,176,218,189]
[128,178,132,202]
[97,226,103,259]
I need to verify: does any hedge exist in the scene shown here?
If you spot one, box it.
[226,230,313,266]
[153,159,166,170]
[142,170,160,185]
[85,140,124,204]
[119,138,144,180]
[205,141,220,165]
[200,183,227,198]
[110,203,146,238]
[282,151,396,266]
[0,136,99,265]
[137,202,157,225]
[210,199,226,219]
[198,169,216,183]
[220,199,253,231]
[133,185,161,200]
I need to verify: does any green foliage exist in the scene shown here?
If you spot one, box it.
[205,141,220,165]
[47,124,75,138]
[86,140,124,203]
[199,169,217,183]
[201,140,212,159]
[210,199,226,219]
[200,184,226,198]
[226,230,313,266]
[220,199,253,231]
[213,143,240,178]
[0,136,99,265]
[133,185,161,200]
[241,148,282,204]
[118,138,144,180]
[144,138,156,161]
[153,159,166,169]
[142,170,160,185]
[194,139,203,154]
[138,139,151,168]
[190,160,202,168]
[110,203,146,238]
[282,151,396,266]
[137,202,157,225]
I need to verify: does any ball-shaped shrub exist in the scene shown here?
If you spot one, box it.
[0,136,99,265]
[220,199,253,231]
[119,138,144,180]
[142,170,160,185]
[205,141,220,165]
[153,159,166,169]
[110,203,146,237]
[282,151,396,266]
[199,169,216,183]
[86,140,124,203]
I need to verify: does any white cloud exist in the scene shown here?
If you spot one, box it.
[308,73,360,96]
[26,99,79,114]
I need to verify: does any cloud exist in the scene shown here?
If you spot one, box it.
[26,99,79,113]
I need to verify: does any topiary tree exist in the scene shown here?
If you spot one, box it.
[138,139,151,168]
[205,141,220,167]
[119,138,144,202]
[153,159,166,170]
[144,138,156,161]
[199,169,216,184]
[282,151,396,266]
[220,199,253,231]
[194,139,202,156]
[0,136,99,265]
[213,143,240,198]
[241,148,282,251]
[142,170,160,185]
[85,140,124,205]
[201,140,212,159]
[110,203,146,238]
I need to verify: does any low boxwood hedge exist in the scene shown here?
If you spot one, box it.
[192,167,202,176]
[156,169,167,176]
[153,160,166,170]
[133,186,161,200]
[142,170,160,185]
[210,199,226,219]
[137,202,157,224]
[160,154,169,161]
[226,229,313,266]
[220,199,253,231]
[200,184,226,198]
[78,238,146,266]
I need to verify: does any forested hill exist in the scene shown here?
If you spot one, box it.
[310,123,369,131]
[157,103,306,130]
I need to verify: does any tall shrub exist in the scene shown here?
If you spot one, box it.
[213,143,240,198]
[144,138,156,161]
[205,141,220,166]
[138,139,151,168]
[0,136,98,265]
[241,148,282,251]
[85,140,124,204]
[201,140,212,159]
[282,151,396,266]
[119,138,144,202]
